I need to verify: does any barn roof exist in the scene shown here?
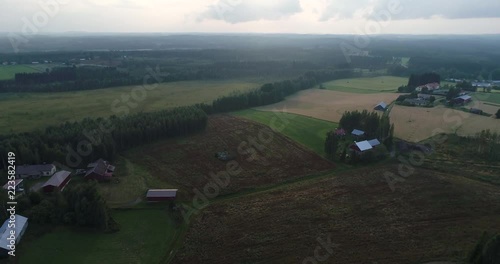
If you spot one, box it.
[375,102,387,109]
[42,171,71,188]
[455,95,472,101]
[85,160,107,177]
[368,139,381,147]
[2,179,23,190]
[351,129,365,136]
[147,189,178,198]
[0,214,28,250]
[16,164,55,175]
[354,141,373,152]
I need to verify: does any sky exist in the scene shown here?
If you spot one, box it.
[1,0,500,34]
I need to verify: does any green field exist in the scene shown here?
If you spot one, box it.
[401,57,410,67]
[0,79,262,134]
[233,109,337,156]
[19,209,179,264]
[473,92,500,104]
[0,65,41,80]
[322,76,407,94]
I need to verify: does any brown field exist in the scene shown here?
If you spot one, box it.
[390,105,500,142]
[468,100,500,115]
[256,89,400,123]
[124,115,334,199]
[172,165,500,264]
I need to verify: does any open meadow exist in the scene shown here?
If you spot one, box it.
[256,89,399,123]
[0,65,41,80]
[322,76,407,94]
[173,164,500,264]
[0,79,262,134]
[233,109,338,156]
[390,105,500,142]
[19,209,180,264]
[123,115,334,199]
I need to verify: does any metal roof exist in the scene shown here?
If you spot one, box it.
[2,179,23,190]
[368,139,381,147]
[42,171,71,188]
[0,214,28,250]
[147,189,178,198]
[375,102,387,109]
[456,95,472,100]
[15,164,55,175]
[351,129,365,136]
[355,141,373,152]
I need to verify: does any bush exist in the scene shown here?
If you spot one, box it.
[29,191,42,205]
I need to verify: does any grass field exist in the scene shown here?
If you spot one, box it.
[322,76,407,94]
[19,209,179,264]
[173,164,500,264]
[0,79,262,134]
[472,92,500,105]
[233,109,337,156]
[256,89,399,123]
[123,115,333,198]
[0,65,41,80]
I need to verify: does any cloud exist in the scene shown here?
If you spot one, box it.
[197,0,302,23]
[319,0,500,21]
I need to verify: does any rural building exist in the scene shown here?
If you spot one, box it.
[42,171,71,192]
[368,139,381,147]
[418,94,432,100]
[453,95,472,105]
[351,129,365,137]
[0,215,28,256]
[374,102,387,111]
[432,89,448,96]
[15,164,56,179]
[350,141,373,153]
[146,189,178,202]
[470,108,483,115]
[85,159,113,181]
[404,98,429,106]
[335,128,346,137]
[416,82,440,92]
[2,179,24,193]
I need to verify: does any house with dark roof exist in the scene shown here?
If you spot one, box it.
[85,159,113,181]
[146,189,178,202]
[42,171,71,192]
[0,215,28,256]
[470,108,483,115]
[15,164,56,179]
[374,102,387,111]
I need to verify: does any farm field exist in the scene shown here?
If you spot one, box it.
[172,165,500,264]
[19,209,179,264]
[233,109,338,156]
[322,76,406,94]
[0,79,262,134]
[256,89,399,123]
[390,105,500,142]
[0,65,41,80]
[123,115,334,198]
[472,92,500,105]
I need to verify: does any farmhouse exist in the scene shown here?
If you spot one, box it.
[374,102,387,111]
[350,141,373,153]
[146,189,178,202]
[0,215,28,257]
[453,95,472,105]
[15,164,56,179]
[351,129,365,137]
[470,108,483,115]
[416,82,440,92]
[404,98,429,106]
[85,159,113,181]
[42,171,71,192]
[2,179,24,194]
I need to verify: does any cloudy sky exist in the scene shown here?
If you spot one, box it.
[1,0,500,34]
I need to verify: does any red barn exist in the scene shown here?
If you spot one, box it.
[146,189,178,202]
[42,171,71,192]
[84,159,113,181]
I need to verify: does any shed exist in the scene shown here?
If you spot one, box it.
[146,189,178,202]
[351,129,365,137]
[470,108,483,115]
[42,171,71,192]
[0,214,28,256]
[2,179,24,193]
[374,102,387,111]
[350,141,373,153]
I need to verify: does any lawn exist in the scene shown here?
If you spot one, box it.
[0,79,262,134]
[19,209,179,264]
[0,65,41,80]
[233,109,337,156]
[322,76,407,94]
